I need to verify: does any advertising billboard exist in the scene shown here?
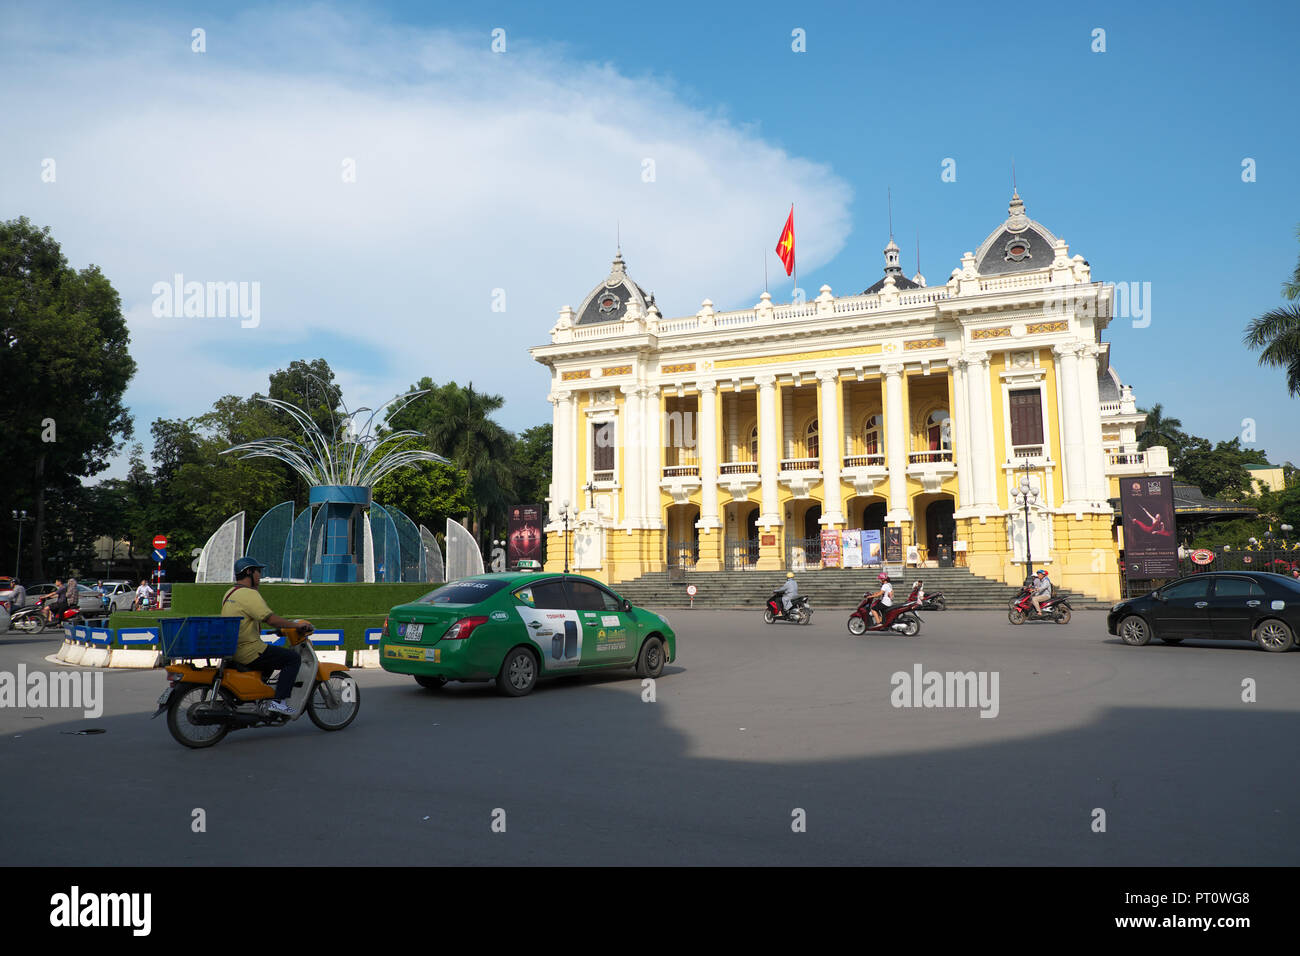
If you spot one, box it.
[507,504,545,569]
[884,527,903,564]
[861,529,883,566]
[1119,476,1178,578]
[820,529,842,568]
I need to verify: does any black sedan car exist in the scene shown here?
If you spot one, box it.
[1108,572,1300,652]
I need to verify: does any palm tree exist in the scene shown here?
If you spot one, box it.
[1243,226,1300,395]
[1137,403,1183,451]
[390,382,517,543]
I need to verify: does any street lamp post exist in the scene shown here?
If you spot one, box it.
[1011,463,1040,581]
[12,510,28,579]
[1264,529,1276,572]
[559,499,572,574]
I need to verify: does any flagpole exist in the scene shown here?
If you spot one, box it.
[764,248,769,294]
[791,202,796,302]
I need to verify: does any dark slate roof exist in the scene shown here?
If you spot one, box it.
[975,225,1056,276]
[862,273,922,295]
[1098,366,1122,402]
[574,252,651,326]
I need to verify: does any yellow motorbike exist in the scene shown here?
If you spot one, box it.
[153,622,359,749]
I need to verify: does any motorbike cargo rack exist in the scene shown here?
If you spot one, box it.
[159,616,240,660]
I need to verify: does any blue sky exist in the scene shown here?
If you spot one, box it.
[3,0,1298,469]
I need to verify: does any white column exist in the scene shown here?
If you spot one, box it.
[884,364,910,523]
[569,391,581,512]
[818,370,844,525]
[757,375,780,526]
[727,391,738,463]
[643,387,662,529]
[966,355,996,509]
[782,386,795,459]
[843,385,853,457]
[1054,344,1087,507]
[549,390,573,522]
[953,359,974,511]
[1077,344,1108,505]
[697,380,721,531]
[620,384,641,528]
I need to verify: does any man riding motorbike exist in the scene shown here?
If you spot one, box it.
[866,571,893,627]
[42,577,66,626]
[221,557,314,717]
[776,572,798,614]
[1030,569,1051,616]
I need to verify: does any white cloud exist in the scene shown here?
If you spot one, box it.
[2,3,853,476]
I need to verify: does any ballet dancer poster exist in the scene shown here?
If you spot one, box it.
[508,504,544,568]
[1120,476,1178,577]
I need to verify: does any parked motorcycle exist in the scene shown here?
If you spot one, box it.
[1008,583,1072,625]
[764,591,812,625]
[10,597,92,634]
[907,580,947,612]
[847,592,923,636]
[154,622,360,749]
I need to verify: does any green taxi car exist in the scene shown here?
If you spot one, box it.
[380,573,676,696]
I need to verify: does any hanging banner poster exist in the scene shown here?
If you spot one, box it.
[1120,475,1178,578]
[861,529,883,566]
[841,530,862,568]
[820,529,842,568]
[884,527,903,564]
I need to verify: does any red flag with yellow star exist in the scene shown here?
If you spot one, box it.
[775,206,795,276]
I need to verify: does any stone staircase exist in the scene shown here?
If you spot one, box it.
[613,566,1108,610]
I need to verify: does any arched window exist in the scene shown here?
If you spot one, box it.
[927,409,951,451]
[863,414,882,455]
[749,425,759,460]
[806,418,819,458]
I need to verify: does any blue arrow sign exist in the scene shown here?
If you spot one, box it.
[152,549,167,562]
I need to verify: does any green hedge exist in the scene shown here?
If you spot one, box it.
[107,582,438,650]
[170,582,434,615]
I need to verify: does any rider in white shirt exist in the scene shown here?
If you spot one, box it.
[868,571,894,626]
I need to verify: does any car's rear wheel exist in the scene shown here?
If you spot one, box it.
[1255,619,1295,653]
[496,646,539,696]
[636,636,665,678]
[1118,615,1151,646]
[415,675,447,690]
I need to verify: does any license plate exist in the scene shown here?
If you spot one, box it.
[157,689,170,707]
[404,623,423,642]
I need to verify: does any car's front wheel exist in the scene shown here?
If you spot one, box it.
[1255,619,1295,653]
[1118,615,1151,646]
[636,636,665,678]
[497,646,539,696]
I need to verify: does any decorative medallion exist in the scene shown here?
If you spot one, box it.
[597,291,621,314]
[1004,237,1032,262]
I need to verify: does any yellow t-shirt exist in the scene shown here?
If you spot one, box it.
[221,586,273,664]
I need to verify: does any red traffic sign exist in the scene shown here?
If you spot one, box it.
[153,534,168,550]
[686,585,698,596]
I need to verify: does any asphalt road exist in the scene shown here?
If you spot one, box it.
[2,609,1297,865]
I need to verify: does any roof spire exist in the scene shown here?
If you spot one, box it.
[887,187,894,242]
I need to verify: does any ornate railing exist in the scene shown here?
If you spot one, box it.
[780,458,820,471]
[909,451,954,464]
[719,461,759,475]
[843,454,886,468]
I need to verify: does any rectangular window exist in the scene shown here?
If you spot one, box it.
[1009,389,1044,447]
[592,422,615,475]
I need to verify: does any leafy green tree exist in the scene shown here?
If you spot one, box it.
[0,217,136,579]
[1243,226,1300,395]
[1137,404,1187,465]
[1176,438,1270,500]
[372,459,475,532]
[512,424,553,506]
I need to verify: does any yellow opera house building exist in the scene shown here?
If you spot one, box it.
[530,192,1171,602]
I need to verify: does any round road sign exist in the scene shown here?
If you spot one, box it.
[153,534,168,550]
[686,584,697,596]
